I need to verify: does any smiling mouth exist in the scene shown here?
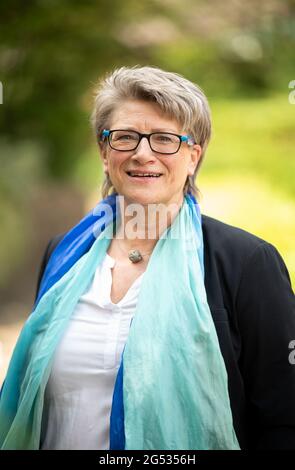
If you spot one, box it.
[126,171,163,178]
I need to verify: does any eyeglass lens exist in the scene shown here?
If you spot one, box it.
[109,130,181,153]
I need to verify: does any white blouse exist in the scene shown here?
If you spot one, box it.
[40,253,145,450]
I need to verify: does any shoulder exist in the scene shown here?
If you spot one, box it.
[201,213,293,298]
[48,215,278,269]
[201,214,292,290]
[202,214,268,249]
[201,214,274,262]
[48,215,280,261]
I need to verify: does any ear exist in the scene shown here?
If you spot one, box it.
[98,142,109,175]
[188,144,202,176]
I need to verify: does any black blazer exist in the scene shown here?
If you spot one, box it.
[35,214,295,450]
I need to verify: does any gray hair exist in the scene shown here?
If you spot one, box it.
[90,65,212,200]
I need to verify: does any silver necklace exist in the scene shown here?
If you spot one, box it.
[116,239,153,263]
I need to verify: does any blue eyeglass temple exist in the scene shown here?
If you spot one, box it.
[100,129,194,145]
[101,130,110,139]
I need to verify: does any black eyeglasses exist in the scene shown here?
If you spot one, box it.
[100,129,195,155]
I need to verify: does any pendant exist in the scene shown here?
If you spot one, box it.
[128,249,143,263]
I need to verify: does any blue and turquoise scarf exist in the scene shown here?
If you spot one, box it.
[0,193,240,450]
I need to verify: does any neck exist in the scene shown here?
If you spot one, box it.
[114,194,184,253]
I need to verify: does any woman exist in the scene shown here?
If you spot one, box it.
[0,66,295,451]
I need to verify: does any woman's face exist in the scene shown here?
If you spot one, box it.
[100,99,202,206]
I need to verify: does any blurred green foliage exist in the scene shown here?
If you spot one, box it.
[200,94,295,287]
[1,0,294,178]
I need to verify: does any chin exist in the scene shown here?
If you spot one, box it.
[123,190,165,206]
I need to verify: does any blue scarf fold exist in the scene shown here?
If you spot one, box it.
[0,193,240,450]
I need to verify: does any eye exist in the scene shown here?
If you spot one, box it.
[112,132,137,142]
[153,133,174,143]
[118,134,132,141]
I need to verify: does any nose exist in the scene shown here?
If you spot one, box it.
[131,135,156,161]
